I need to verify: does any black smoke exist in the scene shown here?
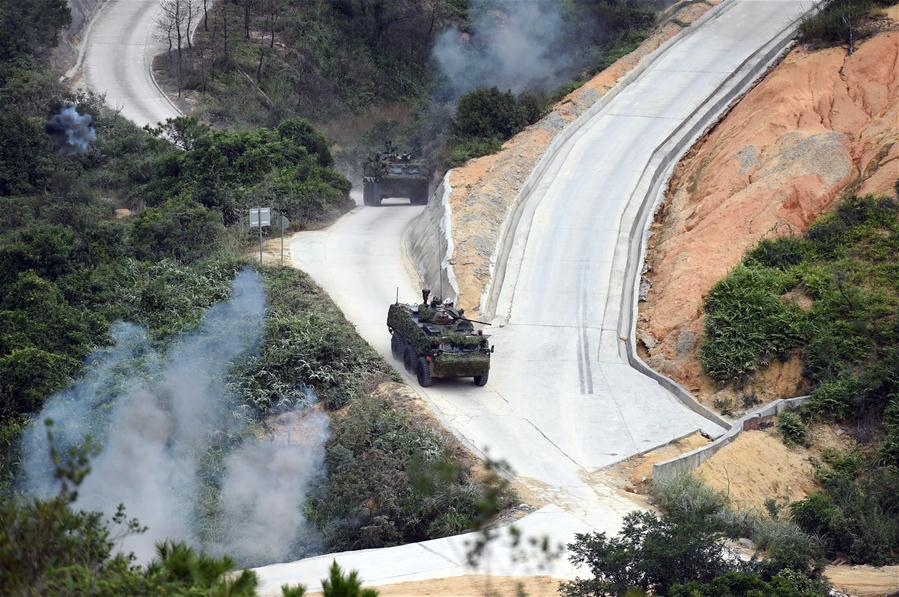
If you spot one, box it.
[44,106,97,155]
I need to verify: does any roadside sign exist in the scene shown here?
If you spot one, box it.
[277,214,290,231]
[249,207,271,228]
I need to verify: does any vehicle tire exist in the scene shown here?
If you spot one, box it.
[417,357,433,387]
[390,333,404,360]
[411,187,429,205]
[363,180,381,206]
[403,346,416,373]
[473,372,488,386]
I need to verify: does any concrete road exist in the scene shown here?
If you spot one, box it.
[272,0,812,591]
[81,0,181,127]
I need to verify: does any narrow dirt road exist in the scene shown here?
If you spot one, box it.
[81,0,180,127]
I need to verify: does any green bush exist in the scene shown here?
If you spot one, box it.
[778,411,809,447]
[128,200,227,263]
[700,265,806,383]
[702,195,897,426]
[306,393,486,551]
[562,475,829,597]
[791,463,899,564]
[797,0,897,49]
[445,87,545,166]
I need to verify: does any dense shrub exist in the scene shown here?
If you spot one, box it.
[778,411,809,447]
[798,0,897,50]
[308,394,485,551]
[562,475,827,596]
[791,455,899,564]
[700,265,806,383]
[701,195,898,420]
[128,199,227,263]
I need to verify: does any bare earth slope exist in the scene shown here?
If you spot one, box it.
[639,25,899,407]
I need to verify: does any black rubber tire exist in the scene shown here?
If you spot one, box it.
[362,180,381,206]
[390,333,404,360]
[473,372,489,386]
[417,357,433,387]
[411,187,429,205]
[403,346,416,373]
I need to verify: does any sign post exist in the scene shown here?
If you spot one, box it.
[249,207,271,265]
[277,212,291,265]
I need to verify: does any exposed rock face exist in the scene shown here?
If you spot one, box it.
[441,1,719,314]
[639,27,899,409]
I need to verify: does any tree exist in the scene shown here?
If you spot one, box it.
[158,0,200,94]
[561,510,731,596]
[319,561,378,597]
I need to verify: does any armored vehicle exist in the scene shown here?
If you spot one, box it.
[387,289,493,388]
[363,142,429,206]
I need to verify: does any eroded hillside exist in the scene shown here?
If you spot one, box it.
[639,15,899,408]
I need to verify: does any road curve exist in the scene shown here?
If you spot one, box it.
[262,1,812,592]
[81,0,180,127]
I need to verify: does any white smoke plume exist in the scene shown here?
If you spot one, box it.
[44,106,97,155]
[20,269,328,565]
[433,0,570,99]
[219,408,328,564]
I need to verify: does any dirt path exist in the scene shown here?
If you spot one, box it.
[308,575,563,597]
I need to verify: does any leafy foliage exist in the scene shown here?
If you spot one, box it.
[778,412,809,447]
[561,475,828,596]
[798,0,898,50]
[320,561,378,597]
[445,87,543,167]
[701,195,899,435]
[791,452,899,564]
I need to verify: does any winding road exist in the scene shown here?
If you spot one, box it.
[81,0,181,127]
[78,0,814,592]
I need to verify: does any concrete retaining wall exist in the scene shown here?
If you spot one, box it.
[404,172,459,301]
[616,4,816,430]
[652,396,810,482]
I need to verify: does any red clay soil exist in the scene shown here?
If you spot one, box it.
[639,24,899,411]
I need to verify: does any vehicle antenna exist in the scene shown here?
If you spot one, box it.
[395,286,399,305]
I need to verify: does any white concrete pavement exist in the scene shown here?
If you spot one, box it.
[267,0,813,592]
[81,0,182,128]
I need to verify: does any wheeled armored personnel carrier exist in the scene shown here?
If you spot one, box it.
[363,142,429,206]
[387,289,493,388]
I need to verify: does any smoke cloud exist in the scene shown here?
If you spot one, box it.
[20,269,328,565]
[433,0,570,99]
[44,106,97,155]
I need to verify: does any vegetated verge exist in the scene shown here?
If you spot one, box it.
[0,3,505,590]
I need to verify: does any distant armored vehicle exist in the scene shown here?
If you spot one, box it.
[387,289,493,387]
[363,142,429,206]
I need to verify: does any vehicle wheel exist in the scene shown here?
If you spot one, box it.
[390,333,404,360]
[362,180,380,206]
[417,357,433,387]
[473,372,488,386]
[403,346,416,373]
[411,190,428,205]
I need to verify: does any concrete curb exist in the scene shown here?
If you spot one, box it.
[616,6,816,430]
[652,396,810,482]
[404,173,459,300]
[480,0,738,321]
[60,0,111,82]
